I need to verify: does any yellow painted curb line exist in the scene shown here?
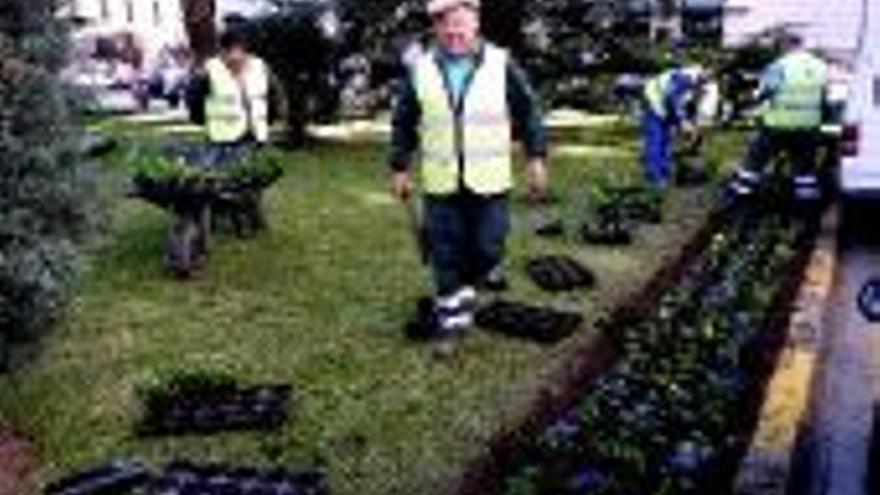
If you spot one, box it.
[734,206,839,494]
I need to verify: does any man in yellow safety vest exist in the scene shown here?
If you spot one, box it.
[728,32,828,202]
[185,27,284,234]
[187,27,282,156]
[641,64,706,188]
[390,0,549,342]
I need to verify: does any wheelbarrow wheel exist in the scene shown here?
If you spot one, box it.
[165,216,207,278]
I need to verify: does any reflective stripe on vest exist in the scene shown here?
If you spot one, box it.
[762,51,827,130]
[413,44,512,196]
[644,71,674,118]
[205,56,270,143]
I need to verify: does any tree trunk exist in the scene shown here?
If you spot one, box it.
[180,0,217,64]
[481,0,525,53]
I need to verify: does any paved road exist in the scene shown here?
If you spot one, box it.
[802,239,880,495]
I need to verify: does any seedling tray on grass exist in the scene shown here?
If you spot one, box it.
[476,301,583,344]
[138,384,293,436]
[534,219,565,238]
[526,256,596,292]
[154,461,328,495]
[604,185,665,224]
[580,220,633,246]
[44,459,152,495]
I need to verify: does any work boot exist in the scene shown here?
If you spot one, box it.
[431,287,477,358]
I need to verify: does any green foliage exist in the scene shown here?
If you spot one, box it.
[129,147,285,199]
[504,209,811,493]
[134,365,240,412]
[0,0,97,354]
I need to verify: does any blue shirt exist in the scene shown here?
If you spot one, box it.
[439,51,476,106]
[664,70,697,124]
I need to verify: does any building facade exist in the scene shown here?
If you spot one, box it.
[58,0,278,69]
[723,0,865,56]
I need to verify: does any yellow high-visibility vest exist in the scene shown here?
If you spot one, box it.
[413,44,512,196]
[204,56,269,143]
[643,70,675,118]
[762,51,827,129]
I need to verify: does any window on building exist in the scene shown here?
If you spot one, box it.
[126,0,134,23]
[100,0,109,19]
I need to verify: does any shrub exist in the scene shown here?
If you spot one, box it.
[0,0,98,366]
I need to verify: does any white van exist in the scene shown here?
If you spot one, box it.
[839,5,880,198]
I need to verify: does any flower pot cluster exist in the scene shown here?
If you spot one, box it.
[475,301,584,345]
[527,256,596,293]
[154,461,328,495]
[136,370,292,436]
[500,207,814,495]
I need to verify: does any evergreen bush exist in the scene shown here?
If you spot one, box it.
[0,0,98,367]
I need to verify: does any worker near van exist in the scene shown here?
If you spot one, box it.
[728,33,828,202]
[641,64,704,188]
[390,0,548,340]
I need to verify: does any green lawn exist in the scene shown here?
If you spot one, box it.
[0,116,748,494]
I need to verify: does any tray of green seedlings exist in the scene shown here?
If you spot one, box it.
[496,205,818,495]
[127,144,284,210]
[580,177,666,246]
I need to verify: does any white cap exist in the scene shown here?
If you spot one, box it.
[427,0,480,16]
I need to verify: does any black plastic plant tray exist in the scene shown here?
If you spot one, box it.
[476,301,583,344]
[139,384,292,436]
[153,461,328,495]
[44,459,152,495]
[534,218,565,238]
[526,256,596,292]
[606,186,664,224]
[581,221,633,246]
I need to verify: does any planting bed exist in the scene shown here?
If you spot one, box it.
[457,201,820,495]
[526,256,597,293]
